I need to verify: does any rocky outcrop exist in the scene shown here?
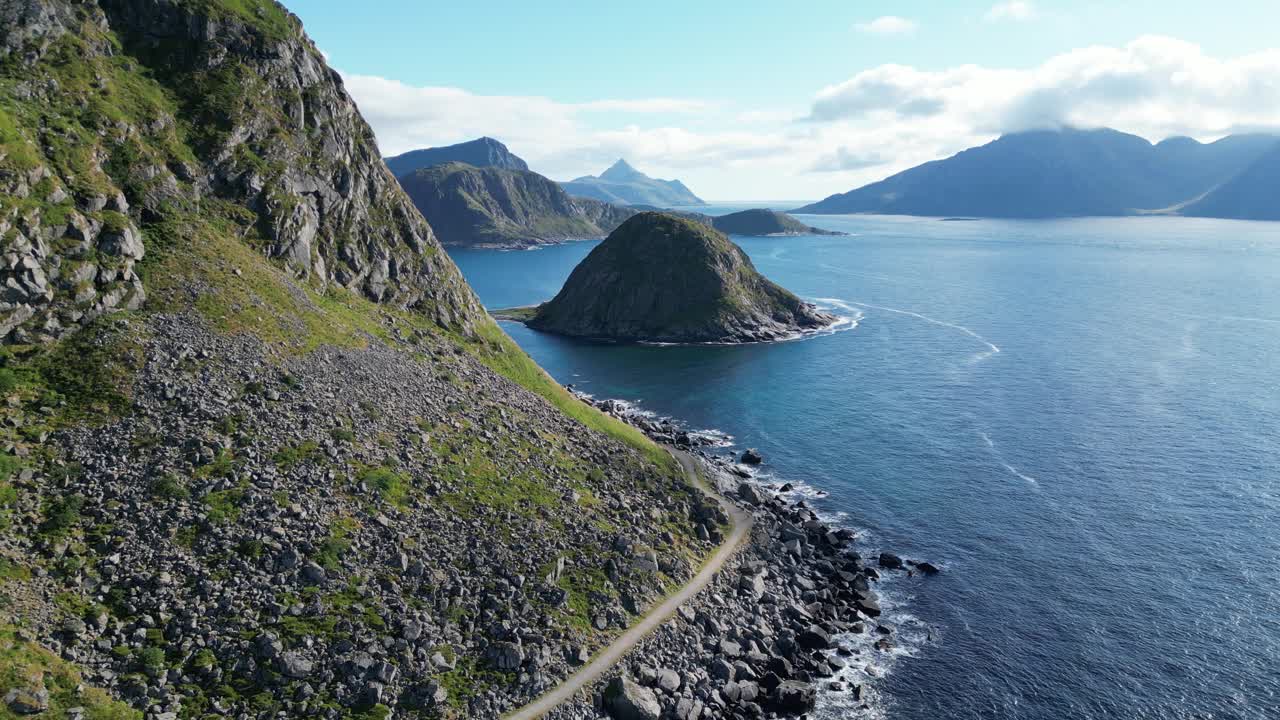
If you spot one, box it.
[0,0,480,343]
[712,209,845,236]
[385,136,531,177]
[397,162,637,248]
[525,213,836,343]
[562,159,704,207]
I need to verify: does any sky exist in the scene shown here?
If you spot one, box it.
[290,0,1280,200]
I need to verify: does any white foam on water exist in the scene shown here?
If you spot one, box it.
[822,298,1001,364]
[578,393,736,446]
[638,306,861,347]
[723,464,930,719]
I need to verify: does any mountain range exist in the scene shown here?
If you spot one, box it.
[384,136,530,177]
[397,162,636,247]
[561,159,705,207]
[795,128,1280,219]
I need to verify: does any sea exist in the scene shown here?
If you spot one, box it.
[447,205,1280,720]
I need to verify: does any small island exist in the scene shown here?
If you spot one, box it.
[712,208,846,236]
[499,212,837,343]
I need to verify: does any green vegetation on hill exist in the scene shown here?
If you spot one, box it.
[526,212,834,343]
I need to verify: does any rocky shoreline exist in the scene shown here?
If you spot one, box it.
[545,393,938,719]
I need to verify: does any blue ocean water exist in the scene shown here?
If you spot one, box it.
[449,212,1280,720]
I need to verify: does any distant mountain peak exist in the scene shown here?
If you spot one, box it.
[601,158,644,181]
[385,137,529,177]
[562,159,704,206]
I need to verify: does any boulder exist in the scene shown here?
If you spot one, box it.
[737,482,764,506]
[486,641,524,671]
[656,668,681,693]
[797,625,832,651]
[4,687,49,715]
[878,552,904,570]
[740,448,764,465]
[768,680,817,714]
[603,675,661,720]
[279,653,313,679]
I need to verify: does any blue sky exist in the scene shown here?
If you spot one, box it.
[291,1,1280,199]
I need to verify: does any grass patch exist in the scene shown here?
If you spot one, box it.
[150,473,189,500]
[462,319,678,475]
[0,625,141,719]
[357,465,410,507]
[38,494,85,540]
[203,483,246,524]
[273,440,320,469]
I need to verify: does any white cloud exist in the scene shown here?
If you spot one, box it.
[854,16,918,35]
[985,1,1036,22]
[808,36,1280,141]
[576,98,713,114]
[339,72,800,191]
[340,36,1280,199]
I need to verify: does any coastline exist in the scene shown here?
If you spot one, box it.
[535,391,936,719]
[489,305,859,347]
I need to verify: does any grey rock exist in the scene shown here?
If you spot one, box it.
[4,687,50,715]
[603,675,661,720]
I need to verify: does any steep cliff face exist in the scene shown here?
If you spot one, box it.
[0,0,480,343]
[527,213,836,343]
[0,4,719,719]
[398,162,636,247]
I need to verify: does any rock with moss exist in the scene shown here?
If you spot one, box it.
[397,162,637,248]
[525,213,836,343]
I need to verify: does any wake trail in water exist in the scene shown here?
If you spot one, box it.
[816,298,1001,364]
[1178,310,1280,325]
[979,431,1038,487]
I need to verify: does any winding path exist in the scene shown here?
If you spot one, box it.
[504,449,752,719]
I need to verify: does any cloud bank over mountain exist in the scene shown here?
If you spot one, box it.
[343,36,1280,199]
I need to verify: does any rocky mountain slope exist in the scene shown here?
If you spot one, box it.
[385,137,530,178]
[0,2,721,718]
[524,213,835,343]
[795,128,1279,218]
[561,160,704,207]
[397,163,636,248]
[1183,141,1280,220]
[711,209,845,236]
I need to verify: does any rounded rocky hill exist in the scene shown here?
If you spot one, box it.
[526,212,836,343]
